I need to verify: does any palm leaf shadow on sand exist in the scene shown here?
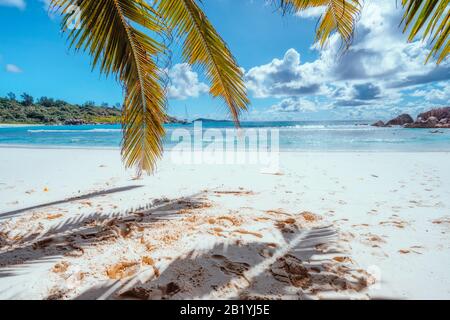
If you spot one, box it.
[0,185,144,220]
[0,191,208,298]
[75,224,371,300]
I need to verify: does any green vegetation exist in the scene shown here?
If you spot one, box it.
[0,93,122,124]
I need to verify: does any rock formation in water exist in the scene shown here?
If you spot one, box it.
[371,120,385,127]
[372,107,450,128]
[386,114,414,126]
[405,107,450,128]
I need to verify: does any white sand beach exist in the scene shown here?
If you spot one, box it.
[0,148,449,300]
[0,124,42,128]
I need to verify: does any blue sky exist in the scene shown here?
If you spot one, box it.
[0,0,449,121]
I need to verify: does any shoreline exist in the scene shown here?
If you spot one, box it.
[3,122,450,154]
[1,144,450,153]
[0,123,45,128]
[0,144,122,151]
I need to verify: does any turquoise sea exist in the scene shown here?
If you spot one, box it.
[1,120,449,151]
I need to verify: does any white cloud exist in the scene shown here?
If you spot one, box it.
[5,64,23,73]
[269,98,321,113]
[246,1,449,118]
[245,49,325,98]
[412,82,450,102]
[167,63,209,100]
[295,6,326,19]
[0,0,25,9]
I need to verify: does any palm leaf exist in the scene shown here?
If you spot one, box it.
[275,0,362,47]
[401,0,449,63]
[276,0,327,14]
[156,0,249,124]
[51,0,167,175]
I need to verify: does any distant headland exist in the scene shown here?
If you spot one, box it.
[192,118,232,123]
[0,93,187,125]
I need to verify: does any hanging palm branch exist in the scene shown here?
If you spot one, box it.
[51,0,249,174]
[401,0,449,64]
[156,0,249,124]
[275,0,362,47]
[51,0,166,175]
[277,0,449,63]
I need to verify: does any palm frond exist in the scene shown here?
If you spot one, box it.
[401,0,449,63]
[276,0,326,14]
[275,0,362,47]
[51,0,167,174]
[156,0,249,124]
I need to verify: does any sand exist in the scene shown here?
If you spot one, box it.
[0,147,449,300]
[0,124,42,128]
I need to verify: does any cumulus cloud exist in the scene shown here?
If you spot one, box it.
[5,64,23,73]
[167,63,209,100]
[295,6,326,19]
[326,2,450,88]
[412,82,450,102]
[245,49,324,98]
[331,82,392,107]
[0,0,25,9]
[270,98,319,113]
[248,2,449,117]
[352,83,381,100]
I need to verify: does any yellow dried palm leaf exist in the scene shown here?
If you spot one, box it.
[157,0,249,124]
[276,0,362,47]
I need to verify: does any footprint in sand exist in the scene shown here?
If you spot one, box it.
[361,233,386,248]
[270,255,311,289]
[212,254,250,277]
[120,287,153,300]
[160,282,181,297]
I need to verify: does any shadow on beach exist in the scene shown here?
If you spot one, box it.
[0,185,144,220]
[0,189,372,300]
[0,192,207,283]
[74,225,370,300]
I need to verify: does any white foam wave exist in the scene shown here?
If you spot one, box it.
[28,129,122,133]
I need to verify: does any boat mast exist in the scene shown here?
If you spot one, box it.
[184,105,189,123]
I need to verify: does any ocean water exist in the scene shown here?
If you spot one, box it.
[1,120,449,151]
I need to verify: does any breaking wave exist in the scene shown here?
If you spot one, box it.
[28,129,122,133]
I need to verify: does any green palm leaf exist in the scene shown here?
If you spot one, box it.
[156,0,249,124]
[278,0,449,63]
[276,0,362,47]
[401,0,449,63]
[51,0,167,174]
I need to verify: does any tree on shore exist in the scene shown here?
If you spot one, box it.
[6,92,16,101]
[20,93,34,106]
[83,101,96,108]
[38,96,55,108]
